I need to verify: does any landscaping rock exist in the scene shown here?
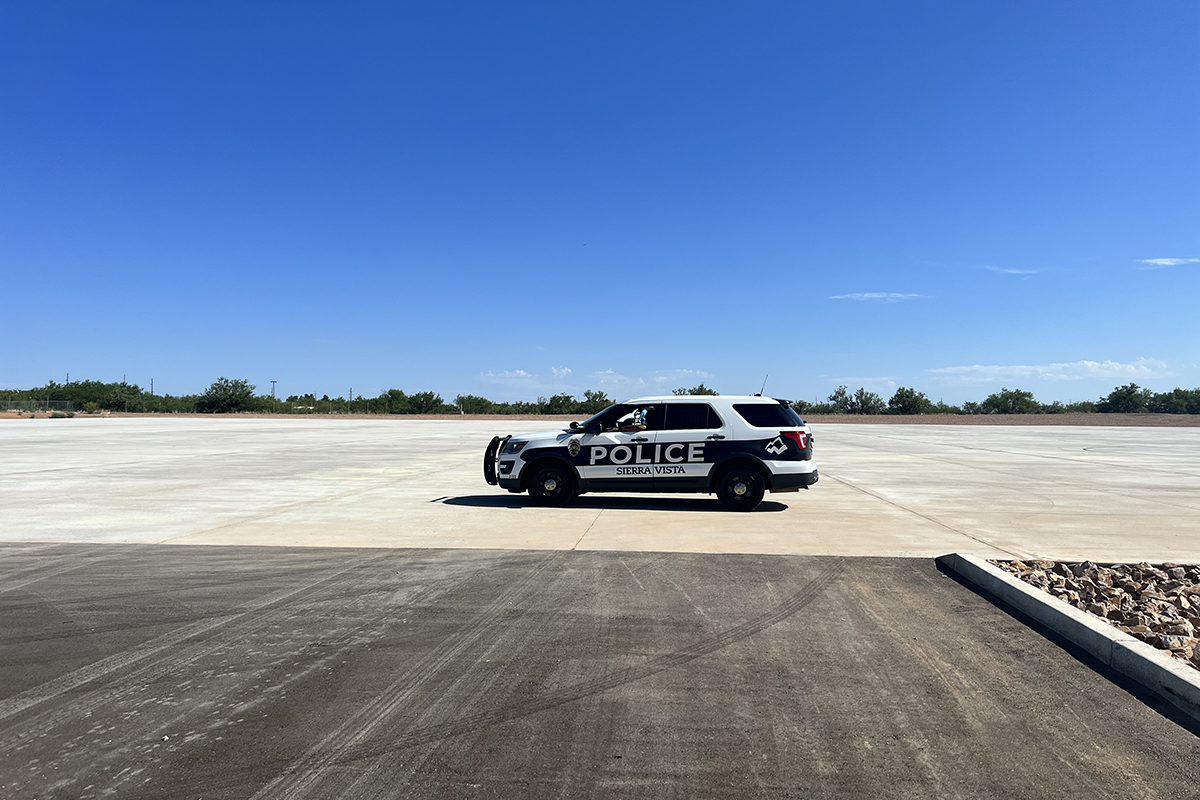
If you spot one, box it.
[992,558,1200,674]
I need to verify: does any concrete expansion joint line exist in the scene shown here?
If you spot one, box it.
[825,472,1028,560]
[572,505,606,550]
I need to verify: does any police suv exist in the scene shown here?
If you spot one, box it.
[483,395,817,511]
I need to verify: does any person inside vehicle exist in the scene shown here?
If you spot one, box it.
[606,406,655,433]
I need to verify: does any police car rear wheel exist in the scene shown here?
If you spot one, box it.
[715,465,765,511]
[527,463,574,506]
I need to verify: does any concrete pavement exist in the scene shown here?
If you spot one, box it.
[2,417,1199,561]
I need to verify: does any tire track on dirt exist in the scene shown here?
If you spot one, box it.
[250,552,564,800]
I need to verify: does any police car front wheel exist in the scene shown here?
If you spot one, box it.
[715,465,765,512]
[527,462,575,506]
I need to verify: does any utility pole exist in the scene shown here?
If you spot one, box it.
[270,380,277,399]
[151,378,154,396]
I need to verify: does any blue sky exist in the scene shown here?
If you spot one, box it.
[2,1,1197,404]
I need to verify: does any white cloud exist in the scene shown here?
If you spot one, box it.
[551,366,571,379]
[481,369,534,381]
[986,266,1038,275]
[830,292,929,302]
[590,369,643,387]
[589,368,713,392]
[650,368,711,384]
[928,358,1171,382]
[832,376,898,389]
[1137,258,1199,269]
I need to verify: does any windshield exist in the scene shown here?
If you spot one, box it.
[579,404,620,429]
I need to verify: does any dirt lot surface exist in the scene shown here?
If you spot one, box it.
[6,410,1200,425]
[803,413,1200,427]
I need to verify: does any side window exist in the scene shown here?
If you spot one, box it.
[609,405,661,432]
[663,403,722,430]
[733,403,799,427]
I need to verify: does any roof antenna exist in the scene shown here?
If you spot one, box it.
[755,374,768,397]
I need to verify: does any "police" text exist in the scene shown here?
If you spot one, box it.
[589,443,705,466]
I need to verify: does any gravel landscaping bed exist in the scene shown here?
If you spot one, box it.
[992,560,1200,671]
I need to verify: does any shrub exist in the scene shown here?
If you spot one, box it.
[196,378,256,414]
[827,386,851,414]
[980,387,1040,414]
[888,387,935,415]
[1147,388,1200,415]
[850,388,887,415]
[672,383,719,396]
[1097,383,1152,413]
[408,391,450,414]
[454,394,495,414]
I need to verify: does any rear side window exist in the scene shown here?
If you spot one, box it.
[663,403,722,430]
[733,403,803,428]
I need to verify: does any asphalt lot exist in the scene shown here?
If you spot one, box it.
[2,544,1198,799]
[2,418,1200,561]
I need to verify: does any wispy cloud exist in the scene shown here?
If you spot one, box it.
[986,266,1038,275]
[829,292,929,302]
[928,357,1170,382]
[1137,258,1199,269]
[590,368,713,391]
[551,366,571,379]
[831,376,897,390]
[481,369,534,381]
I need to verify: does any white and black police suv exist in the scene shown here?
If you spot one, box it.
[483,395,817,511]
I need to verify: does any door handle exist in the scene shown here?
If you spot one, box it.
[631,436,648,443]
[707,434,726,440]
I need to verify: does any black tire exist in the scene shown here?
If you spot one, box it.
[527,462,575,506]
[715,464,765,511]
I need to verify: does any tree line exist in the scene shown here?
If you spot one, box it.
[3,378,1198,416]
[791,383,1200,415]
[0,378,615,416]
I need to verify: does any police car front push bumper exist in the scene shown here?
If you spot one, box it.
[483,436,509,486]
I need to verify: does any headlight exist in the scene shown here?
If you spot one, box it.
[503,440,528,454]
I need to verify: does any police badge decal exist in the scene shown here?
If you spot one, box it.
[567,438,582,457]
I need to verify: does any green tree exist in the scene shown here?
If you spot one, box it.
[408,391,448,414]
[888,387,935,415]
[849,387,887,415]
[1097,383,1152,413]
[196,378,256,413]
[672,383,718,396]
[826,386,852,414]
[544,393,578,414]
[980,387,1040,414]
[454,394,495,414]
[577,389,611,415]
[1147,388,1200,415]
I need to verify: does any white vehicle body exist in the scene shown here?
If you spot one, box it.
[483,395,817,511]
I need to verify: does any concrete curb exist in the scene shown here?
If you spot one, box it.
[937,552,1200,722]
